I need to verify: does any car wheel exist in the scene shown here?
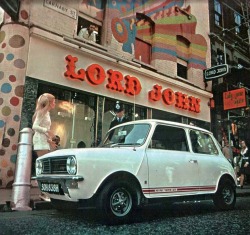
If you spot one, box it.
[213,179,236,210]
[97,181,137,224]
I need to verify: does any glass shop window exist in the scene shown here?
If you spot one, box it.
[102,99,147,141]
[37,85,97,149]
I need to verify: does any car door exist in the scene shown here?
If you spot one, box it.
[145,125,200,198]
[189,129,221,193]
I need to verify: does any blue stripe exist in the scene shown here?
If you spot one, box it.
[152,47,177,56]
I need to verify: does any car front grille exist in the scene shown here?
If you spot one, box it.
[42,157,68,174]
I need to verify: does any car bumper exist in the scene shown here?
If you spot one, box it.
[36,175,84,198]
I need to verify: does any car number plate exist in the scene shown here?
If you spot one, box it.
[41,183,60,193]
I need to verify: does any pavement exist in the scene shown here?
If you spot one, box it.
[1,185,250,212]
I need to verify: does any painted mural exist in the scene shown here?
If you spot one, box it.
[80,0,207,69]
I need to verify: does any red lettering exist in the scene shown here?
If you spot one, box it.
[64,55,85,81]
[124,75,142,95]
[189,96,201,113]
[175,92,189,110]
[64,55,202,114]
[162,88,175,105]
[86,64,106,85]
[106,69,124,92]
[148,85,162,101]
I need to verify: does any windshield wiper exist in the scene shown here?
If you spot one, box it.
[110,143,141,147]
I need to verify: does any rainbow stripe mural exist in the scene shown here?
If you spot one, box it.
[82,0,207,69]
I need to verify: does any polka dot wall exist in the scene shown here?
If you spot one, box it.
[0,23,29,188]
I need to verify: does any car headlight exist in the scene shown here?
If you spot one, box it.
[67,156,77,175]
[36,160,42,175]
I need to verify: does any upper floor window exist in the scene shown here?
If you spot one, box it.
[135,13,154,64]
[177,58,187,79]
[176,36,190,79]
[77,17,101,44]
[234,12,241,35]
[216,49,224,65]
[76,1,105,45]
[214,0,222,27]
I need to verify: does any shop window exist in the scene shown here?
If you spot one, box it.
[102,99,147,140]
[214,0,222,27]
[152,109,182,122]
[37,85,96,149]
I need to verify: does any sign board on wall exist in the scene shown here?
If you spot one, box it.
[204,64,229,81]
[223,88,247,110]
[44,0,77,19]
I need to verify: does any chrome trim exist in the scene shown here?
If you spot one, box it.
[36,175,84,182]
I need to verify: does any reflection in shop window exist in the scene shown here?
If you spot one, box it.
[102,99,147,141]
[37,86,96,149]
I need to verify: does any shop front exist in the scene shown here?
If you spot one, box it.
[21,29,212,151]
[0,26,212,192]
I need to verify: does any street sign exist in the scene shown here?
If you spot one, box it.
[223,88,247,110]
[204,64,229,81]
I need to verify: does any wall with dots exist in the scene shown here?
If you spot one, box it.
[0,24,30,188]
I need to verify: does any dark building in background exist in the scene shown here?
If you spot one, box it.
[208,0,250,147]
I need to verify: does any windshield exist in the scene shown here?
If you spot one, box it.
[101,124,151,147]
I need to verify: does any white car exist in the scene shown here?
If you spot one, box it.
[36,119,236,224]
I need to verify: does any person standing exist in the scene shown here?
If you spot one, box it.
[32,93,56,157]
[109,101,129,130]
[238,140,250,188]
[222,140,233,165]
[78,24,96,42]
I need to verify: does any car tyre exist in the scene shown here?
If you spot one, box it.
[97,180,137,224]
[213,179,236,210]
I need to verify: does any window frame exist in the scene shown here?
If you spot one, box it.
[76,12,103,45]
[214,0,222,27]
[234,12,241,35]
[189,130,219,155]
[177,58,188,79]
[150,125,189,152]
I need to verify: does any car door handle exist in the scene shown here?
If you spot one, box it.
[189,159,198,164]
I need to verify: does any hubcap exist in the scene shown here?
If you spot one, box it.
[222,186,234,204]
[110,187,132,217]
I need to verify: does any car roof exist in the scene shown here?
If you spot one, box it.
[112,119,212,134]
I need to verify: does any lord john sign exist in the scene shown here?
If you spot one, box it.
[204,64,229,81]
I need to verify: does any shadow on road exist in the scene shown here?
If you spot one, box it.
[45,200,219,225]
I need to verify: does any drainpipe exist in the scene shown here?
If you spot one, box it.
[11,128,33,211]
